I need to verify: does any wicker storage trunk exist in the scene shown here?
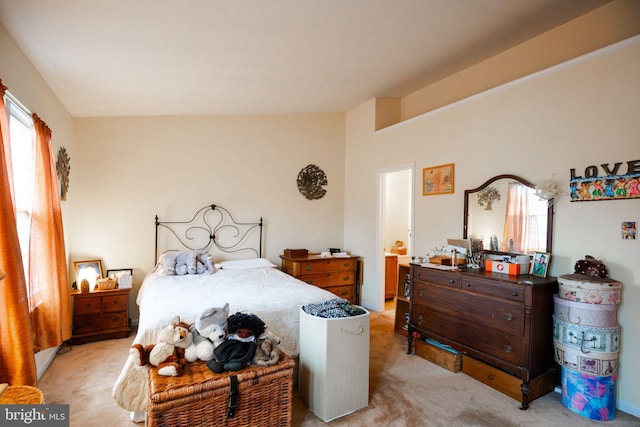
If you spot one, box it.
[147,355,294,427]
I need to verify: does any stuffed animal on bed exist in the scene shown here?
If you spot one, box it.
[252,332,282,367]
[185,303,230,362]
[130,317,193,376]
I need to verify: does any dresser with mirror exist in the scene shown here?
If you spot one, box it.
[408,174,558,409]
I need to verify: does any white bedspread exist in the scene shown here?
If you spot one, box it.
[112,267,336,412]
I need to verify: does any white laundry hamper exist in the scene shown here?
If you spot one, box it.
[299,306,370,422]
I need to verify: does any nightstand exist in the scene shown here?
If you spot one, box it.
[70,288,131,344]
[280,254,359,304]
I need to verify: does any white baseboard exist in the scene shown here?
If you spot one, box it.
[35,346,59,381]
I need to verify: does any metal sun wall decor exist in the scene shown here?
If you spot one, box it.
[56,146,70,200]
[570,159,640,202]
[297,164,327,200]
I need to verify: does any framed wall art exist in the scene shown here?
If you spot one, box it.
[422,163,454,196]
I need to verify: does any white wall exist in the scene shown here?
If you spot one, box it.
[71,114,346,319]
[344,38,640,415]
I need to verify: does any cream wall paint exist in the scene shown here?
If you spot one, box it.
[344,39,640,414]
[71,114,346,319]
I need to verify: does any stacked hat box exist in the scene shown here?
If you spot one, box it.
[553,257,622,422]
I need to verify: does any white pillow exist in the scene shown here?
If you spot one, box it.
[216,258,276,270]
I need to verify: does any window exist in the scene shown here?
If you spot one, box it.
[5,93,36,307]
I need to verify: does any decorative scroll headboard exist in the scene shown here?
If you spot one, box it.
[154,204,263,264]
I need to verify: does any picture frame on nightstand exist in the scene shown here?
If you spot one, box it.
[106,268,133,289]
[74,259,103,280]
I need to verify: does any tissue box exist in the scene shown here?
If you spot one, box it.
[485,258,530,275]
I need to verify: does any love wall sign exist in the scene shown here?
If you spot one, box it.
[570,159,640,202]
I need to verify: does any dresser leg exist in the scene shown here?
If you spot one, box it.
[520,382,531,410]
[407,329,414,354]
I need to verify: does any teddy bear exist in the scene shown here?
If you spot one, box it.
[130,317,193,376]
[185,303,230,362]
[252,332,282,367]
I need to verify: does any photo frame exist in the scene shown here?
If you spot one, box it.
[422,163,454,196]
[530,252,550,278]
[106,268,133,279]
[73,259,103,280]
[106,268,133,289]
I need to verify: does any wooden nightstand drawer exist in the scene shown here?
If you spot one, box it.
[102,295,127,313]
[102,312,128,329]
[74,297,101,315]
[73,315,102,334]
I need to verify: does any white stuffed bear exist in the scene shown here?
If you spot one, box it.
[174,251,189,275]
[185,303,230,362]
[197,252,216,274]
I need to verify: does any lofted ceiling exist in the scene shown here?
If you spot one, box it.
[0,0,611,117]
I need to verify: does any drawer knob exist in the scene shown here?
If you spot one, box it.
[449,279,456,284]
[305,265,313,270]
[418,315,424,325]
[505,345,513,353]
[512,292,519,297]
[342,276,349,281]
[342,263,350,267]
[505,313,513,321]
[416,272,421,277]
[487,374,494,381]
[418,290,424,297]
[465,282,471,287]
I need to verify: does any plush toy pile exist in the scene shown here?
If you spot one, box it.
[131,308,282,377]
[155,250,216,275]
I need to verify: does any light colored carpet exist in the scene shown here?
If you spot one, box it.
[38,304,639,426]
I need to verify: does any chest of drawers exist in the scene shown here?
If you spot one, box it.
[280,254,359,304]
[408,264,557,409]
[71,288,131,344]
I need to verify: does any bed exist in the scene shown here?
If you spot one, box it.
[111,204,336,416]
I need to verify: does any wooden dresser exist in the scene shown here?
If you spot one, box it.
[407,264,557,409]
[70,288,131,344]
[280,254,359,304]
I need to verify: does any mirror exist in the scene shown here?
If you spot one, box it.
[463,174,553,255]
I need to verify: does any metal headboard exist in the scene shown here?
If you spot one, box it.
[154,204,263,264]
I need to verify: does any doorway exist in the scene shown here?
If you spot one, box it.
[377,164,414,314]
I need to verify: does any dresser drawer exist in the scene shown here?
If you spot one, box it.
[73,315,102,334]
[298,258,356,273]
[102,312,129,330]
[328,285,354,301]
[413,306,526,366]
[461,276,526,303]
[300,271,355,288]
[416,283,525,336]
[74,296,101,315]
[413,268,460,289]
[102,295,128,313]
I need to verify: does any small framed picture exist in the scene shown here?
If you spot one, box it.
[74,259,103,280]
[106,268,133,289]
[422,163,454,196]
[531,252,550,278]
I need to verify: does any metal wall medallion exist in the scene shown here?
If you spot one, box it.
[297,164,327,200]
[56,146,70,200]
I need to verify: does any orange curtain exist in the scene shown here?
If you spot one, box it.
[30,114,71,352]
[0,80,37,385]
